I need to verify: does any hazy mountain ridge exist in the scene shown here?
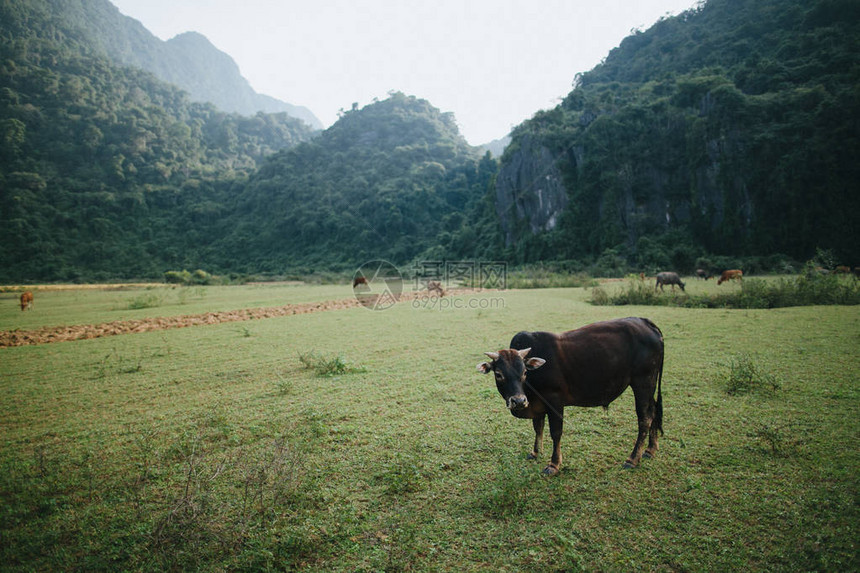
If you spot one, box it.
[83,0,322,128]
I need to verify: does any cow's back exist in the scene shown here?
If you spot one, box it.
[512,318,662,407]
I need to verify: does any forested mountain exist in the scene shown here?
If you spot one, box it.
[498,0,860,269]
[1,0,857,283]
[207,93,499,273]
[0,0,316,281]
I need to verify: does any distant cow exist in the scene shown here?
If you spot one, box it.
[477,317,664,475]
[717,269,743,285]
[427,280,445,296]
[352,276,368,288]
[835,265,850,274]
[696,269,713,280]
[655,272,685,292]
[19,291,33,311]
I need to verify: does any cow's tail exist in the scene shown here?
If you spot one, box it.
[654,342,664,435]
[642,318,664,435]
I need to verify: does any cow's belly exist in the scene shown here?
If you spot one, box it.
[566,380,630,407]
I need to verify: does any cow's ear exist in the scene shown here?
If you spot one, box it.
[477,361,493,374]
[525,357,546,370]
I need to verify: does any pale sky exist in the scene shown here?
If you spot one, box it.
[110,0,700,145]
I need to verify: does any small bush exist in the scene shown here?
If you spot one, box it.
[378,452,427,494]
[164,269,219,286]
[479,457,537,519]
[298,352,366,377]
[747,419,801,456]
[725,354,780,395]
[126,292,164,310]
[164,270,192,285]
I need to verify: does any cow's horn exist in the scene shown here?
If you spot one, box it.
[517,347,531,358]
[484,352,500,361]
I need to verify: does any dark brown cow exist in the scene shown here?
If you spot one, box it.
[717,269,743,285]
[655,271,685,292]
[696,269,713,280]
[352,276,368,288]
[19,291,34,311]
[477,317,664,475]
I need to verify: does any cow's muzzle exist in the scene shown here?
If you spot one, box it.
[506,395,529,411]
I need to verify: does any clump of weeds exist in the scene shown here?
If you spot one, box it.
[298,351,366,377]
[724,353,781,395]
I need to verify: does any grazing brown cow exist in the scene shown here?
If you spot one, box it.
[717,269,743,285]
[696,269,713,280]
[477,317,664,475]
[352,276,368,288]
[19,291,34,311]
[427,280,445,296]
[655,272,685,292]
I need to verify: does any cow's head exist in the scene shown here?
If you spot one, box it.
[477,348,545,413]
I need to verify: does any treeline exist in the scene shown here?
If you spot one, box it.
[500,0,860,270]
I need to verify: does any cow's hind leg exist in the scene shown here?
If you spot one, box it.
[644,422,660,459]
[624,380,655,468]
[528,414,545,460]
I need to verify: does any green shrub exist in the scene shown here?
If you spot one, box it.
[164,269,219,286]
[126,292,164,310]
[298,352,366,377]
[164,270,192,285]
[725,354,780,395]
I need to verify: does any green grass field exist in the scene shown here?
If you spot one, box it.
[1,283,858,571]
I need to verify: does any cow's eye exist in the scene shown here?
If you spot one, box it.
[494,372,503,382]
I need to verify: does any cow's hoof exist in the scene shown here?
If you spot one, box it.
[541,465,559,476]
[527,452,538,460]
[622,461,636,470]
[642,451,654,459]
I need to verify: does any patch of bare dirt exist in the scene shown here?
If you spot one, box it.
[0,290,472,348]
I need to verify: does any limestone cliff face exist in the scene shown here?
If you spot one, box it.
[494,134,568,246]
[494,123,752,256]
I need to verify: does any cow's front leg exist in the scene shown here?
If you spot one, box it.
[528,414,545,460]
[543,410,564,476]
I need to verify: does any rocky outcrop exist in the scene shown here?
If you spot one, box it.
[494,134,568,246]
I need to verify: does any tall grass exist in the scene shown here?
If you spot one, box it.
[592,272,860,308]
